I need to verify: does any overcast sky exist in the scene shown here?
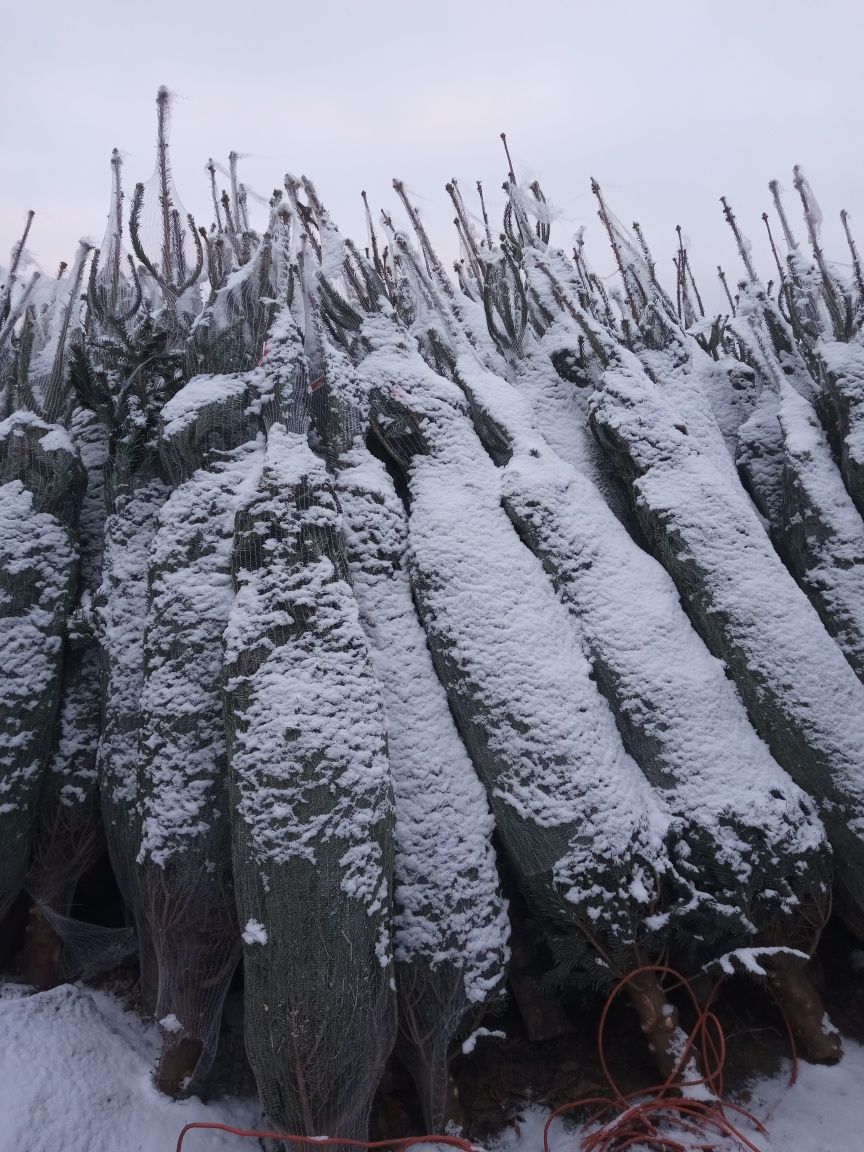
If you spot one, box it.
[3,0,862,307]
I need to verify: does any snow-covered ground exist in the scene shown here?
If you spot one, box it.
[0,984,261,1152]
[495,1058,863,1152]
[0,980,860,1152]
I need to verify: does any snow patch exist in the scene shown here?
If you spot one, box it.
[242,919,268,946]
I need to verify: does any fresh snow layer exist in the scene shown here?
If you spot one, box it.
[2,982,864,1152]
[224,424,392,911]
[241,919,267,945]
[0,409,74,455]
[494,1044,864,1152]
[451,346,827,945]
[161,373,251,439]
[139,438,264,865]
[336,441,509,1002]
[0,984,260,1152]
[360,322,676,944]
[590,342,864,909]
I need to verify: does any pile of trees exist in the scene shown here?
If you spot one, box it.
[3,89,864,1132]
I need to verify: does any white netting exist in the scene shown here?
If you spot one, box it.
[0,415,84,922]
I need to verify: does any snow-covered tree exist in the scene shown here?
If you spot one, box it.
[297,246,510,1127]
[223,311,396,1139]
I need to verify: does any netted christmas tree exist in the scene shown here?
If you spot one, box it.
[292,232,510,1127]
[222,304,397,1140]
[354,309,693,1073]
[0,414,84,923]
[132,198,293,1097]
[575,211,864,941]
[78,100,200,1010]
[372,189,839,1056]
[9,86,864,1133]
[22,173,119,946]
[0,237,88,929]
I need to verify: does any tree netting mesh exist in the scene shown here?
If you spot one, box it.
[433,233,834,963]
[25,645,103,912]
[335,441,510,1127]
[9,90,864,1123]
[0,414,84,922]
[137,425,263,1094]
[190,227,283,378]
[588,337,864,924]
[730,289,864,684]
[26,407,107,914]
[222,317,396,1140]
[96,472,169,986]
[358,321,679,969]
[34,903,138,982]
[89,151,140,322]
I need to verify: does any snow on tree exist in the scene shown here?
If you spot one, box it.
[0,244,89,931]
[222,309,396,1139]
[769,171,864,519]
[25,405,107,918]
[384,200,837,1056]
[583,309,864,935]
[128,88,203,338]
[354,308,698,1075]
[0,413,83,922]
[731,287,864,684]
[296,247,509,1127]
[136,407,263,1095]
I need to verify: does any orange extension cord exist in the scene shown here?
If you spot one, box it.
[175,1129,475,1152]
[542,965,796,1152]
[176,965,798,1152]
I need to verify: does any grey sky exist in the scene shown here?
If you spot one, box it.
[3,0,863,306]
